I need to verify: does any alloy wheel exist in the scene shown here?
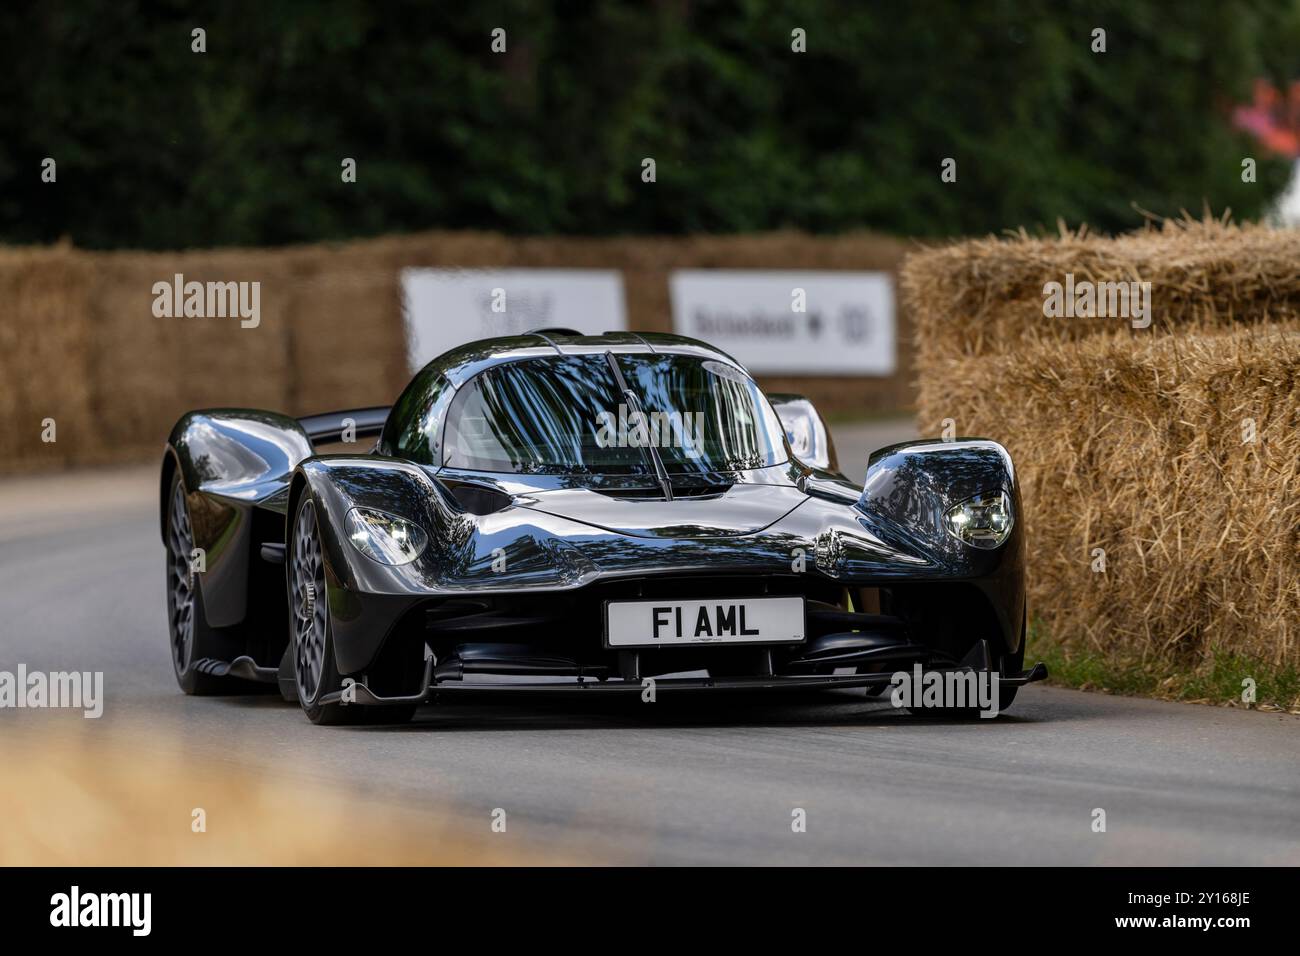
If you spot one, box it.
[166,480,196,675]
[291,499,328,703]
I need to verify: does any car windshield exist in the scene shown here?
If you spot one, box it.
[441,353,788,475]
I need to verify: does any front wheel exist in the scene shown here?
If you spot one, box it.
[904,615,1026,719]
[288,496,414,726]
[995,609,1027,712]
[165,473,243,695]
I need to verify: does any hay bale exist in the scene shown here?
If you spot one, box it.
[902,219,1300,395]
[0,247,96,470]
[285,267,408,414]
[83,249,296,464]
[920,325,1298,671]
[1,230,913,474]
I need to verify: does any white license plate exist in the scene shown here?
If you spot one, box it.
[605,597,805,648]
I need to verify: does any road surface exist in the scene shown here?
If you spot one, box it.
[1,419,1296,864]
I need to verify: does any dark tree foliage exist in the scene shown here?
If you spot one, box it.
[0,0,1295,249]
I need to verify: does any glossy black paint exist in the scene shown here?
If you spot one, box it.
[161,409,312,626]
[859,439,1025,649]
[162,331,1029,689]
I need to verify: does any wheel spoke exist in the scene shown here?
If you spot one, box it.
[166,482,197,675]
[289,499,330,704]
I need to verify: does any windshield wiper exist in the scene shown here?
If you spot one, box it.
[603,351,673,501]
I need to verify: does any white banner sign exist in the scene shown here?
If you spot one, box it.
[669,270,895,375]
[401,268,627,371]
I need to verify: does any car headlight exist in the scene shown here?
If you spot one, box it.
[345,508,428,565]
[944,491,1013,549]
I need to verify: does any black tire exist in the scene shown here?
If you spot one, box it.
[165,472,245,695]
[994,608,1028,712]
[904,613,1026,719]
[288,495,414,726]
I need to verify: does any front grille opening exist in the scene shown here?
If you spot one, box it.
[365,578,986,689]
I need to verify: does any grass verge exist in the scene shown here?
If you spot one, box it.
[1026,619,1300,714]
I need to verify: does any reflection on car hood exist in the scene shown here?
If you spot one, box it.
[517,482,810,538]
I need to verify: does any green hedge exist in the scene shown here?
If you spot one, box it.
[2,0,1295,249]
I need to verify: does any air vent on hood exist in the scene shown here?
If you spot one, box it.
[442,480,514,515]
[592,481,732,501]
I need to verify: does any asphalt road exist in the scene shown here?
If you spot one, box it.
[2,420,1297,865]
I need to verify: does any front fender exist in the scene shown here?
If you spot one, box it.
[163,408,313,628]
[292,457,469,674]
[858,439,1025,654]
[165,409,313,510]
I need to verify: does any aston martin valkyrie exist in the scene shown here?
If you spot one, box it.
[161,329,1045,724]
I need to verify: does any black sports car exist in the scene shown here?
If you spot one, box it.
[161,329,1045,724]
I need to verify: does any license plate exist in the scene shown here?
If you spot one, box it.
[604,597,805,648]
